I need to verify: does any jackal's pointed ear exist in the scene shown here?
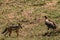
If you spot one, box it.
[17,23,20,25]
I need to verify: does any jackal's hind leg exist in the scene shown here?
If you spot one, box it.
[4,31,8,36]
[9,30,12,36]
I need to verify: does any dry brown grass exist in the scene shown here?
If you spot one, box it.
[0,0,60,40]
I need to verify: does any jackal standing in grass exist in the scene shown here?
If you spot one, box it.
[2,23,22,37]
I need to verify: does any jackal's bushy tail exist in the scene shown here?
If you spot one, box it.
[2,28,8,34]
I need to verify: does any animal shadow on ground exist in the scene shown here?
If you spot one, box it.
[42,30,60,37]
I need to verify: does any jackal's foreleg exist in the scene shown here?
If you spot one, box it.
[16,29,19,37]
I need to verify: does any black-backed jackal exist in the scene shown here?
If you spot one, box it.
[2,23,22,37]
